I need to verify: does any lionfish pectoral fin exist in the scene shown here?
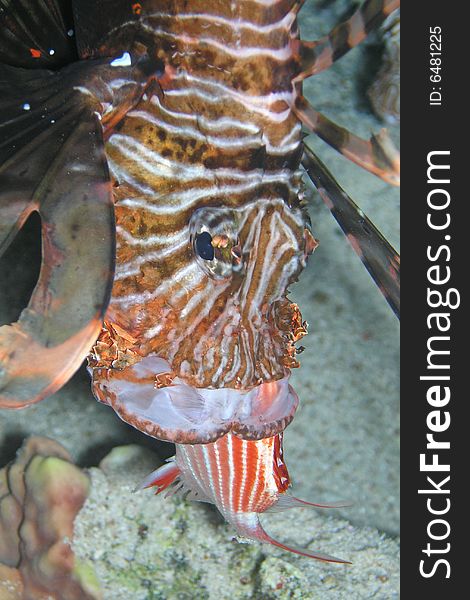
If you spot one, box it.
[266,494,352,512]
[234,514,350,564]
[0,0,77,69]
[0,66,115,408]
[137,460,181,494]
[302,145,400,318]
[71,0,141,60]
[294,96,400,186]
[0,0,144,66]
[294,0,400,80]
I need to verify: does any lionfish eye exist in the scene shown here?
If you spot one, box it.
[190,207,243,280]
[195,231,215,261]
[192,230,239,279]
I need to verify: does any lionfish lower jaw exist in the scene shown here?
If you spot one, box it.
[91,354,299,443]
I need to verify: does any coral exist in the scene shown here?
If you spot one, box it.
[0,436,101,600]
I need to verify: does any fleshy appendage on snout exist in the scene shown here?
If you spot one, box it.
[139,432,351,563]
[90,354,299,444]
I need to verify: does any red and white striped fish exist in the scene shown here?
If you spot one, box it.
[141,432,349,562]
[0,0,400,563]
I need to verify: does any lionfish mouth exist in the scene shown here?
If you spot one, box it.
[91,354,299,444]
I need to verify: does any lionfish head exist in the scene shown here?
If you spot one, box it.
[91,191,317,444]
[85,0,320,444]
[177,198,316,387]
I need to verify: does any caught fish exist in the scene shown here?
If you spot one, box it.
[0,0,400,563]
[141,432,350,561]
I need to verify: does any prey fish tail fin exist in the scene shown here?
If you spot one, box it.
[232,512,350,564]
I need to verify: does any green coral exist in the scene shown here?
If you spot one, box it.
[0,436,102,600]
[74,560,103,599]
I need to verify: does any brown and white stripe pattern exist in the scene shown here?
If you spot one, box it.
[92,0,314,393]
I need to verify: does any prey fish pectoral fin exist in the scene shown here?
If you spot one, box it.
[138,460,181,495]
[302,144,400,318]
[137,459,212,503]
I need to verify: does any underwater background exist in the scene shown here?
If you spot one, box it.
[0,1,399,598]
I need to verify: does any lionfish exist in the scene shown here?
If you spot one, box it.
[0,0,400,562]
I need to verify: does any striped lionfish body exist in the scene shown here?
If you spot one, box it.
[90,0,315,443]
[0,0,400,563]
[89,0,332,559]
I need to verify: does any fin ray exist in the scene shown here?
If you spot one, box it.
[0,65,115,408]
[0,0,77,68]
[294,96,400,185]
[267,494,352,512]
[294,0,400,81]
[302,144,400,318]
[138,460,181,494]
